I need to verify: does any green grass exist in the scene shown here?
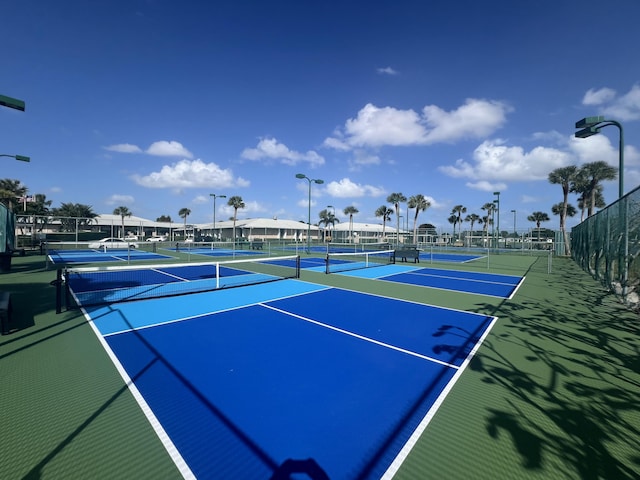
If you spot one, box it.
[1,251,638,479]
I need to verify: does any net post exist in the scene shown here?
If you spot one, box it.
[55,268,62,314]
[325,254,330,274]
[295,255,301,278]
[216,263,220,289]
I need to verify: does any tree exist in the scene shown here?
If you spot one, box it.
[464,213,481,247]
[481,202,495,245]
[551,202,577,229]
[51,203,98,232]
[178,208,191,240]
[19,193,53,242]
[407,194,430,244]
[450,205,467,240]
[156,215,172,222]
[113,206,132,238]
[527,211,550,242]
[0,179,28,210]
[227,196,245,243]
[375,205,394,240]
[343,206,359,243]
[386,192,406,245]
[549,165,578,254]
[577,161,617,217]
[318,209,339,241]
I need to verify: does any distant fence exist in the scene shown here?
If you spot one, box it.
[571,184,640,309]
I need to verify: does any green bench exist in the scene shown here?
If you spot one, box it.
[393,248,420,263]
[250,241,264,250]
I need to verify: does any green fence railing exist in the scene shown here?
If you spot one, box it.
[571,184,640,309]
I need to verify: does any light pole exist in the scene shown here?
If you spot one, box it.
[296,173,324,253]
[575,116,624,198]
[493,191,500,248]
[0,154,30,162]
[209,193,226,241]
[511,209,516,236]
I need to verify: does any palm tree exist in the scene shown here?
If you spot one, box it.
[527,211,550,242]
[450,205,467,240]
[23,193,52,242]
[0,179,28,211]
[578,161,617,217]
[549,165,578,254]
[387,192,406,245]
[318,209,339,241]
[227,196,245,244]
[407,194,431,244]
[51,203,98,232]
[156,215,172,222]
[375,205,394,240]
[551,202,577,230]
[178,208,191,240]
[113,206,132,238]
[481,202,495,246]
[464,213,481,247]
[343,206,359,243]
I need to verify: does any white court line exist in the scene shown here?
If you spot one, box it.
[261,303,460,369]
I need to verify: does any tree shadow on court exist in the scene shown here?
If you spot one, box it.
[467,257,640,478]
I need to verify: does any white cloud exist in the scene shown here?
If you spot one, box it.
[146,141,193,158]
[439,139,570,182]
[104,143,142,153]
[132,159,249,189]
[241,137,325,167]
[581,84,640,121]
[106,194,134,206]
[465,180,508,192]
[377,66,398,75]
[582,87,616,105]
[324,99,510,150]
[325,178,385,198]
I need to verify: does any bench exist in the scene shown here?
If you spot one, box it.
[0,292,12,335]
[250,241,264,250]
[394,248,420,263]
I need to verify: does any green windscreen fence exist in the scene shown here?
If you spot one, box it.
[0,202,16,253]
[571,184,640,306]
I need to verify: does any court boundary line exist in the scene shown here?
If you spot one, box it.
[381,314,499,479]
[80,307,196,480]
[261,303,460,369]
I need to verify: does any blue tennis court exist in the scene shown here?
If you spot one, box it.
[337,265,524,299]
[75,265,496,479]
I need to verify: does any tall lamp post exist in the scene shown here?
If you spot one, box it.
[0,154,30,162]
[575,116,627,296]
[209,193,226,241]
[511,209,516,236]
[493,191,500,248]
[575,116,624,198]
[296,173,324,253]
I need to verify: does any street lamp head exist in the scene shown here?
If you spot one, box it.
[575,116,604,129]
[575,126,600,138]
[493,191,500,196]
[313,179,324,185]
[15,155,30,162]
[296,173,306,179]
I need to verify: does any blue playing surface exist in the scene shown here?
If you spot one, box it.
[84,280,495,479]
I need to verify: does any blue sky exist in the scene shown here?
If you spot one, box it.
[2,0,639,233]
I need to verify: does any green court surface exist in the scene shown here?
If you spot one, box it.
[1,251,639,479]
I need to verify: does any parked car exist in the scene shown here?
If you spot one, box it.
[146,236,167,242]
[89,237,137,249]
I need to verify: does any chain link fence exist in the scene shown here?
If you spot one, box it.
[571,184,640,310]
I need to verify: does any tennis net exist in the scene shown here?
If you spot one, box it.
[56,255,300,311]
[325,249,394,274]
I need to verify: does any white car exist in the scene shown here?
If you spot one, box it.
[146,236,167,242]
[89,237,137,249]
